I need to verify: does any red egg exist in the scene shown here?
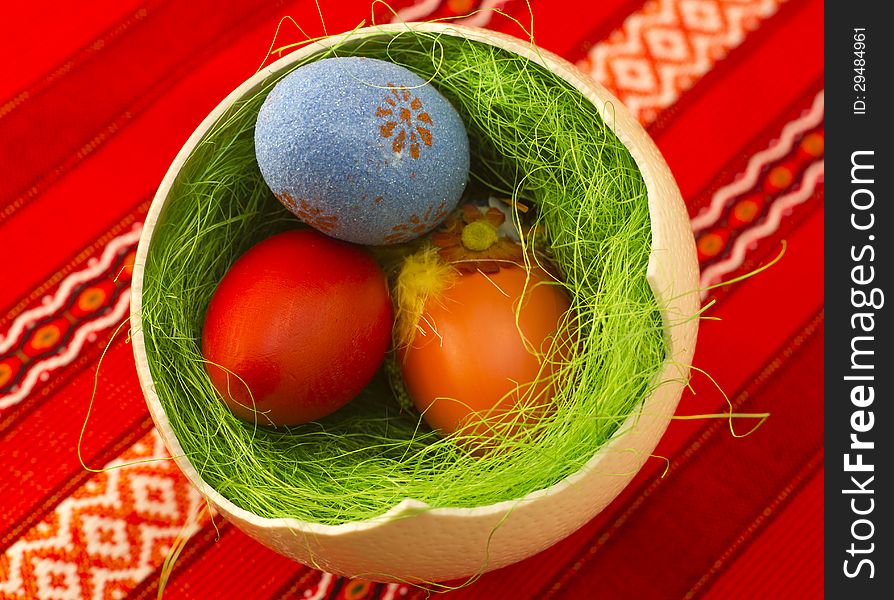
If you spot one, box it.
[202,229,393,426]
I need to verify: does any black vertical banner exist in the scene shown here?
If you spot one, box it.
[826,2,893,598]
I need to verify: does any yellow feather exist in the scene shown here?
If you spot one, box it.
[393,247,457,349]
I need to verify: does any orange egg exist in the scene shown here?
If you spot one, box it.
[398,265,571,442]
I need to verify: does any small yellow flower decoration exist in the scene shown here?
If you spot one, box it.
[431,204,525,274]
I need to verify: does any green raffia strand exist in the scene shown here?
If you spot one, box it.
[140,29,666,525]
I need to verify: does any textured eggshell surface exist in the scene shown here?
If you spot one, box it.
[255,57,470,245]
[133,24,700,584]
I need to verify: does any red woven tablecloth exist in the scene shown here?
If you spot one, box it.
[0,1,824,598]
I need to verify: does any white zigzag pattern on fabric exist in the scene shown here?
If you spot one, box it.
[391,0,508,27]
[690,90,824,232]
[0,225,141,354]
[699,159,823,296]
[391,0,443,22]
[0,290,133,410]
[456,0,510,27]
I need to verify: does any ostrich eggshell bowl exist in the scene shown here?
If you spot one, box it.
[130,23,699,583]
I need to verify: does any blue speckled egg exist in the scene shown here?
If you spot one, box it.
[255,57,470,245]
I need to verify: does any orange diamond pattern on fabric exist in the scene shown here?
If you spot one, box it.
[0,430,208,599]
[578,0,788,124]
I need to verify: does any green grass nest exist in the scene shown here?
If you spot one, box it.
[140,29,666,525]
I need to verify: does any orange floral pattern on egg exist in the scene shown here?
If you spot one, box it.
[276,192,340,233]
[383,201,450,244]
[376,83,434,160]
